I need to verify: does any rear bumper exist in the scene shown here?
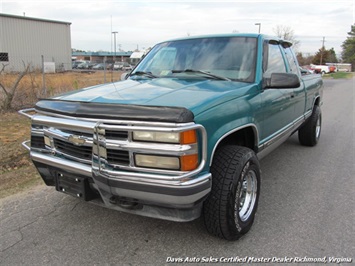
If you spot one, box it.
[31,150,211,221]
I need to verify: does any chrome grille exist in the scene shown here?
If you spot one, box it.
[49,128,130,166]
[54,138,92,161]
[107,149,130,165]
[105,130,128,140]
[26,111,206,179]
[61,130,93,138]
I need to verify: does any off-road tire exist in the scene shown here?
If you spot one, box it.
[298,105,321,146]
[203,145,260,240]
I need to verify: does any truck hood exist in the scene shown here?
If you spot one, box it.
[53,78,253,116]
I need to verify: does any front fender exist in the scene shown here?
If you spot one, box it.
[195,93,262,168]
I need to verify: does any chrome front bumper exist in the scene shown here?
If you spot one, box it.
[20,108,212,221]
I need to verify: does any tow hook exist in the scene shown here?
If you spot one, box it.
[109,196,142,210]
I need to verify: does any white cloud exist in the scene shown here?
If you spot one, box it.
[1,0,354,56]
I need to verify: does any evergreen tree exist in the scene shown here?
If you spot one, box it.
[312,47,338,65]
[328,48,338,63]
[341,25,355,71]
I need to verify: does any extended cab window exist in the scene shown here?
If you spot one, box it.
[263,43,286,78]
[283,46,300,75]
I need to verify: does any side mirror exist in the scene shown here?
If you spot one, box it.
[121,73,128,81]
[300,69,308,75]
[264,73,300,89]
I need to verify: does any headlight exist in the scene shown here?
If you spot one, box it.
[133,129,198,171]
[133,130,196,144]
[133,131,179,143]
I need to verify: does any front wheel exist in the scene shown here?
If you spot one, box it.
[203,146,260,240]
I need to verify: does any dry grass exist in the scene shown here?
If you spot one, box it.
[0,70,123,110]
[0,112,42,198]
[0,71,123,198]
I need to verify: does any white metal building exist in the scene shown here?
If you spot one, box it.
[0,13,72,72]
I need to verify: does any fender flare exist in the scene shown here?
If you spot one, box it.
[209,123,259,166]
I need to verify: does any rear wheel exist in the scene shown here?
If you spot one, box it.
[298,105,321,146]
[203,145,260,240]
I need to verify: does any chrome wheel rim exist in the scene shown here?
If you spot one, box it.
[235,166,258,222]
[315,115,321,139]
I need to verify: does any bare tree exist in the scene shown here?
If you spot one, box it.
[273,25,300,50]
[0,63,30,111]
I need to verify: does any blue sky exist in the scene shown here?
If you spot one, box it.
[1,0,354,57]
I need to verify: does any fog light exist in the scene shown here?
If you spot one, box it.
[135,153,199,171]
[135,154,180,170]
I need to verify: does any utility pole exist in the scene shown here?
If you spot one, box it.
[320,36,326,65]
[112,31,118,60]
[255,23,261,34]
[111,31,118,82]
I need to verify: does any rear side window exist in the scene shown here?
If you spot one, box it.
[263,43,286,78]
[283,47,300,75]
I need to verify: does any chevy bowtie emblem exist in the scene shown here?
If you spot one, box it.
[68,135,86,146]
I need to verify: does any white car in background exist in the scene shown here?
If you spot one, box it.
[113,62,133,71]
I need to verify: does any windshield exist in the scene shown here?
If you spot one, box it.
[131,36,257,82]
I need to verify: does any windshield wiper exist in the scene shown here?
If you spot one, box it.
[171,69,231,81]
[130,71,158,78]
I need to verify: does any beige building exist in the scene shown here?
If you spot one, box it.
[0,13,72,72]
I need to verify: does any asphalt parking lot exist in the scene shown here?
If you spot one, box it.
[0,78,354,265]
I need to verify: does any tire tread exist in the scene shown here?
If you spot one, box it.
[204,145,259,240]
[299,105,321,146]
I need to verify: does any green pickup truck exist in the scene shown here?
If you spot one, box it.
[20,33,323,240]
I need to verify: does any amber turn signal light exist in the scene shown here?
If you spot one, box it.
[180,130,197,144]
[180,154,198,171]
